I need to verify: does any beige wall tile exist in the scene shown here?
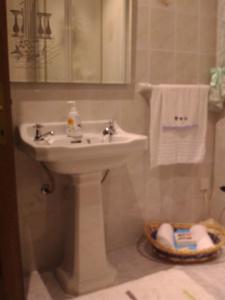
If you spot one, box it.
[200,0,217,16]
[136,6,150,50]
[176,14,199,52]
[151,0,177,10]
[120,97,148,134]
[135,50,150,82]
[199,17,217,55]
[150,9,175,51]
[177,0,199,15]
[137,0,151,8]
[210,114,225,225]
[87,100,122,122]
[150,50,176,84]
[175,53,198,84]
[198,54,216,83]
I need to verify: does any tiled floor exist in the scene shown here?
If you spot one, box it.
[38,237,225,300]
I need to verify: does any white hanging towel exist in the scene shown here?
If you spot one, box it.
[150,85,209,168]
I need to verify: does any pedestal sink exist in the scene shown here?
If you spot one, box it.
[19,120,148,295]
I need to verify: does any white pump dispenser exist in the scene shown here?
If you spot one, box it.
[66,101,83,141]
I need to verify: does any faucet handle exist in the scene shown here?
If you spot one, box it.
[109,120,116,134]
[33,124,43,141]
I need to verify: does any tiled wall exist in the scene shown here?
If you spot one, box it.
[11,0,217,273]
[211,111,225,225]
[210,0,225,225]
[216,0,225,66]
[137,0,217,84]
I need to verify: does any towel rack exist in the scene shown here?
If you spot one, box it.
[136,82,152,100]
[137,82,210,101]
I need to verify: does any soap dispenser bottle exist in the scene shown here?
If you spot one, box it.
[66,101,83,142]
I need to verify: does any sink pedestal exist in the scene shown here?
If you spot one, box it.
[56,172,116,295]
[19,120,147,295]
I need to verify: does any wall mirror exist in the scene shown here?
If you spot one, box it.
[7,0,132,84]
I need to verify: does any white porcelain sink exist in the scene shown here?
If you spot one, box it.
[19,119,148,295]
[19,120,148,174]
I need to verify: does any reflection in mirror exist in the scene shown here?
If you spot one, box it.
[7,0,132,84]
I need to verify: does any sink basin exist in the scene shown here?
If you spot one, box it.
[19,120,148,295]
[19,120,148,174]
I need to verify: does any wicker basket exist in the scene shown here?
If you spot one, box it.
[144,222,225,263]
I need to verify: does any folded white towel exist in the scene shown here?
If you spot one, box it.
[150,85,209,168]
[190,224,214,250]
[191,224,208,240]
[197,235,214,251]
[157,223,175,249]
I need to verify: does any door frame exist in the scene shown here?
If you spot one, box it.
[0,1,25,299]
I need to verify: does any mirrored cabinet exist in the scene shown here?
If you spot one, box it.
[7,0,133,84]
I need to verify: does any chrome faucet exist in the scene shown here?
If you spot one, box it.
[102,120,116,136]
[33,124,54,141]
